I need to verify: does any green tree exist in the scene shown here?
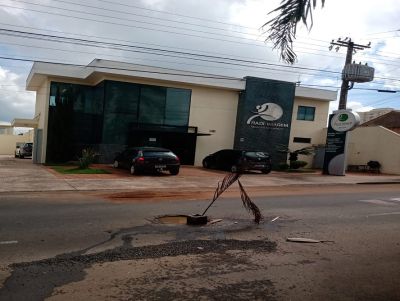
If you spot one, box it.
[263,0,325,64]
[276,144,315,168]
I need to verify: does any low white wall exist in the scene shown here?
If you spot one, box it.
[0,134,32,155]
[348,126,400,175]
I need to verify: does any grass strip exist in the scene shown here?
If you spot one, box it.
[52,166,111,174]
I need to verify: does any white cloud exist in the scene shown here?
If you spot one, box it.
[0,0,399,123]
[0,66,35,122]
[347,101,375,112]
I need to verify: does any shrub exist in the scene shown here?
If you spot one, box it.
[367,161,381,169]
[277,162,290,170]
[290,160,308,169]
[78,148,97,169]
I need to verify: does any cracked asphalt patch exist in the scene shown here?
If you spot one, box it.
[0,239,276,301]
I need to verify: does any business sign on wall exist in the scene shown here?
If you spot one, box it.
[234,77,295,166]
[323,110,360,175]
[246,103,289,129]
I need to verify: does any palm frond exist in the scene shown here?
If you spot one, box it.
[238,180,262,224]
[263,0,325,64]
[293,146,315,155]
[202,173,241,216]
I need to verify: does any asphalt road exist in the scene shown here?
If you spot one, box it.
[0,184,400,300]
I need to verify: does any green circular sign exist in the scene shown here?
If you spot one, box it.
[331,110,360,132]
[338,114,348,122]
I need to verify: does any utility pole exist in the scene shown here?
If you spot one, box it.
[323,38,374,176]
[329,38,371,109]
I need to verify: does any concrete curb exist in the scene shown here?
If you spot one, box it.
[1,181,400,194]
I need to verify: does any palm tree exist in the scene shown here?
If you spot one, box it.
[263,0,325,64]
[276,144,315,168]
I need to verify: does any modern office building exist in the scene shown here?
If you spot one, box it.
[25,59,337,167]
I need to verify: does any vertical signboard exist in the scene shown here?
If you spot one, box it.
[323,110,360,175]
[234,77,295,167]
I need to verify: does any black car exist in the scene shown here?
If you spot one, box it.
[16,142,33,158]
[113,147,180,175]
[202,149,272,174]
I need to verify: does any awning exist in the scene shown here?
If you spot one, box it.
[11,118,38,128]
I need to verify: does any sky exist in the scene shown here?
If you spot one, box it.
[0,0,399,127]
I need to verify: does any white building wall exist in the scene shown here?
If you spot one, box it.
[0,134,32,155]
[0,126,13,135]
[34,80,50,163]
[348,126,400,175]
[189,88,238,165]
[288,97,330,167]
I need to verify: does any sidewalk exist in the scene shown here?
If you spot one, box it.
[1,155,400,193]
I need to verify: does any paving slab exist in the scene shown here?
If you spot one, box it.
[0,156,74,192]
[1,155,400,193]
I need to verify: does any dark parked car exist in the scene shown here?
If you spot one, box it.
[15,142,33,158]
[202,149,272,174]
[113,147,180,175]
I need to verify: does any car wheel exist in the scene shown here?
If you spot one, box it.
[202,160,208,168]
[113,160,119,168]
[130,165,136,175]
[20,154,24,159]
[262,166,272,174]
[230,165,238,173]
[170,168,179,175]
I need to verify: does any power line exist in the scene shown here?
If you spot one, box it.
[10,0,261,38]
[94,0,260,31]
[3,27,400,85]
[1,41,333,82]
[0,1,362,57]
[0,55,247,81]
[1,1,349,59]
[4,4,398,68]
[4,1,400,62]
[0,28,344,76]
[1,54,396,93]
[0,21,343,70]
[365,29,400,36]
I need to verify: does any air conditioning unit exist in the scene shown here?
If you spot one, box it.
[342,64,375,83]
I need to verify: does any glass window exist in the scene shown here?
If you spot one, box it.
[139,86,166,125]
[47,82,103,163]
[297,106,315,121]
[165,88,191,126]
[47,80,192,163]
[104,81,140,115]
[293,137,312,143]
[102,81,140,144]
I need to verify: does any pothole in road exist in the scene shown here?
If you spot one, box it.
[155,215,188,224]
[153,214,209,225]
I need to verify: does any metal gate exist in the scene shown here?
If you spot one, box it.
[33,129,43,164]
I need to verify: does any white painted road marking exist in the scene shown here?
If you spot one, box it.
[368,212,400,217]
[0,240,18,245]
[389,198,400,202]
[359,199,397,206]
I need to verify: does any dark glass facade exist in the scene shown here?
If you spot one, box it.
[46,80,194,164]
